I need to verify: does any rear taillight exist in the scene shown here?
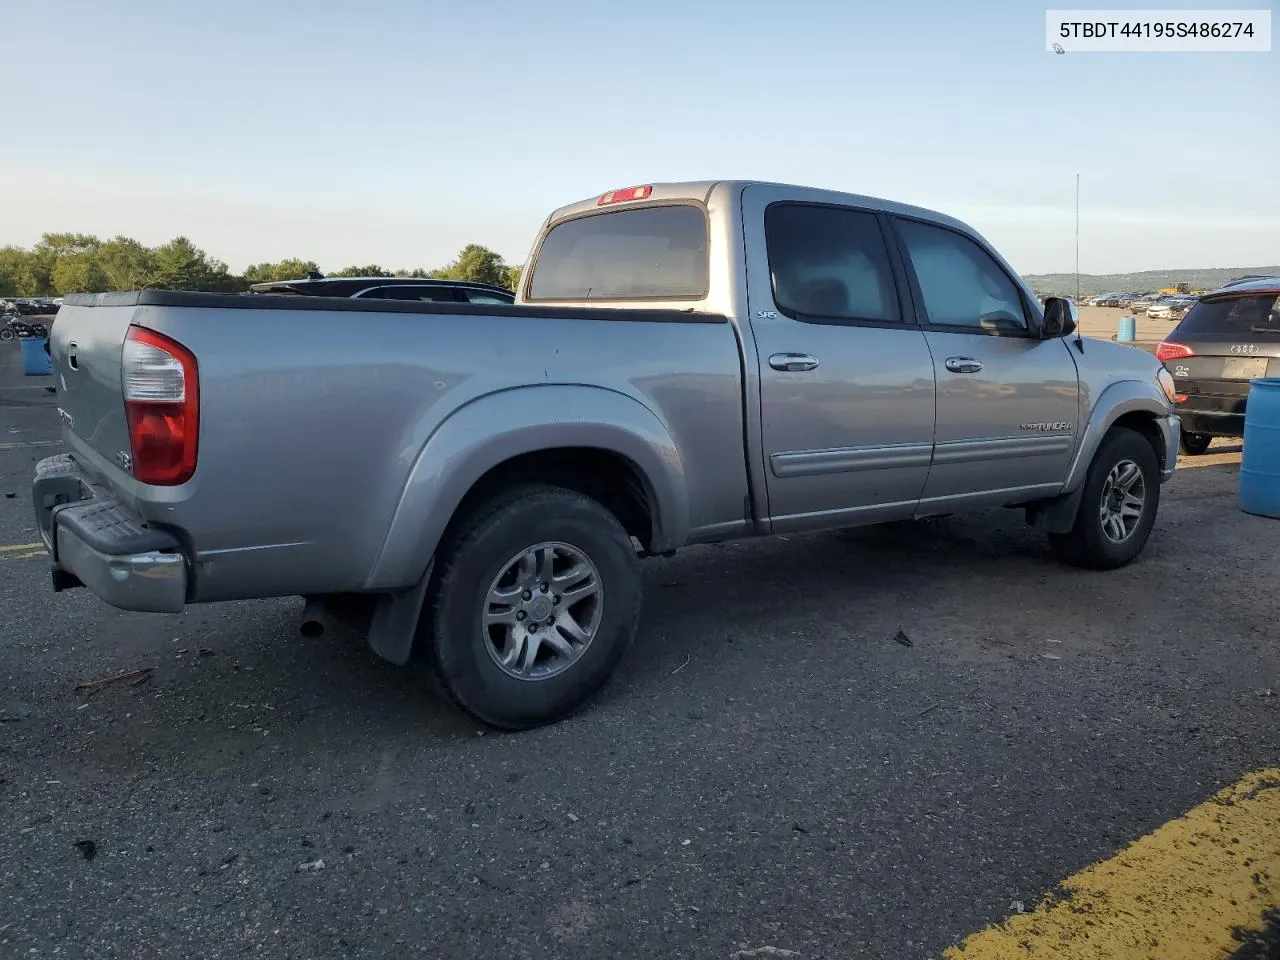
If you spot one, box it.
[1155,341,1195,364]
[122,325,198,485]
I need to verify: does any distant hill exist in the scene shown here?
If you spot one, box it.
[1022,266,1280,297]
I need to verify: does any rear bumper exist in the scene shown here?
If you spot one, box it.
[33,454,187,613]
[1157,414,1180,481]
[1174,405,1245,438]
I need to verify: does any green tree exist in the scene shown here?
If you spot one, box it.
[430,244,510,288]
[97,236,158,291]
[51,251,109,294]
[504,264,523,293]
[243,258,321,284]
[152,237,243,291]
[329,264,393,278]
[0,246,45,296]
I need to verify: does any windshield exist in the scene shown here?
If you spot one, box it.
[1174,293,1280,342]
[526,205,709,301]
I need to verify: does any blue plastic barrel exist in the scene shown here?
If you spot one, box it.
[1239,378,1280,519]
[1116,315,1137,342]
[20,336,51,376]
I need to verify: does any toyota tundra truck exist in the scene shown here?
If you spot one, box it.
[33,180,1181,729]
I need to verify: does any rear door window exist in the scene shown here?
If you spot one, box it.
[527,205,709,301]
[1175,294,1280,342]
[763,203,902,325]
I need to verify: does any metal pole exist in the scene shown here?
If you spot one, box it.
[1075,173,1081,302]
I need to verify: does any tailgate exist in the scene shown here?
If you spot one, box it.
[49,301,139,478]
[1169,347,1280,394]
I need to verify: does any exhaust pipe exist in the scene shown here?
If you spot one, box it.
[299,596,330,638]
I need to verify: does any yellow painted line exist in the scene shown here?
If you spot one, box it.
[943,768,1280,959]
[0,550,45,561]
[0,542,44,553]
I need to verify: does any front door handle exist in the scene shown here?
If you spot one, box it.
[944,357,983,374]
[769,353,820,372]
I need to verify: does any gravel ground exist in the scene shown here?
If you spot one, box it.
[1,340,1277,960]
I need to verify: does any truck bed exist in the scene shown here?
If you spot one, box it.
[47,292,750,603]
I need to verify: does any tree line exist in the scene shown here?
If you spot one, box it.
[0,233,523,298]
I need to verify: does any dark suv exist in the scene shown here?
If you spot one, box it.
[1156,276,1280,454]
[248,276,515,304]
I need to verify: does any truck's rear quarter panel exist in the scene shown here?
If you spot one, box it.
[50,294,747,602]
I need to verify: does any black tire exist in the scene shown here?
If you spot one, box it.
[0,328,13,342]
[1180,431,1212,455]
[425,483,642,730]
[1048,427,1161,570]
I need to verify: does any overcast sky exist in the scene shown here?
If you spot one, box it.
[3,0,1277,275]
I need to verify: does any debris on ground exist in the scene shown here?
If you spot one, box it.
[73,667,154,693]
[1009,900,1025,913]
[297,859,325,872]
[0,701,30,723]
[894,629,913,647]
[73,840,97,861]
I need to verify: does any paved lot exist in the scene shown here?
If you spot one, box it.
[1,338,1277,960]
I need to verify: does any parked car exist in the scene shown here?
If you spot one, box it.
[34,179,1180,729]
[1147,296,1197,320]
[249,276,515,304]
[1156,276,1280,454]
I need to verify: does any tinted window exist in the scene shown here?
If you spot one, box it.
[764,204,900,324]
[1174,293,1280,342]
[464,291,514,304]
[361,285,460,302]
[895,219,1028,334]
[527,205,708,301]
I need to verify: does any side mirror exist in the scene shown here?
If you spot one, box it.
[1041,297,1078,339]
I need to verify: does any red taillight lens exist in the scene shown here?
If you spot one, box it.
[122,325,198,485]
[1155,341,1195,364]
[598,185,653,205]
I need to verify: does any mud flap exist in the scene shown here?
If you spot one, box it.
[365,561,434,666]
[1026,485,1085,535]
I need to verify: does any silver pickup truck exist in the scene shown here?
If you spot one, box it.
[33,180,1180,729]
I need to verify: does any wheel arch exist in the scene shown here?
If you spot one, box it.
[365,384,689,590]
[1063,380,1172,494]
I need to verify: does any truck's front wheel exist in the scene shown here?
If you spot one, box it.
[1048,427,1160,570]
[426,484,642,730]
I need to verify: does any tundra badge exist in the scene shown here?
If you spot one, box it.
[1020,421,1072,432]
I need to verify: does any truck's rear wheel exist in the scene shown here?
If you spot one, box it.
[1048,427,1160,570]
[425,484,642,730]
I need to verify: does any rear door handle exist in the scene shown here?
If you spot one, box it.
[769,353,820,372]
[944,357,983,374]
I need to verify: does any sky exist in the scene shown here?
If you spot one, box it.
[1,0,1276,276]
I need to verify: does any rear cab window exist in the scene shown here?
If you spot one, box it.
[1174,294,1280,342]
[526,205,709,302]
